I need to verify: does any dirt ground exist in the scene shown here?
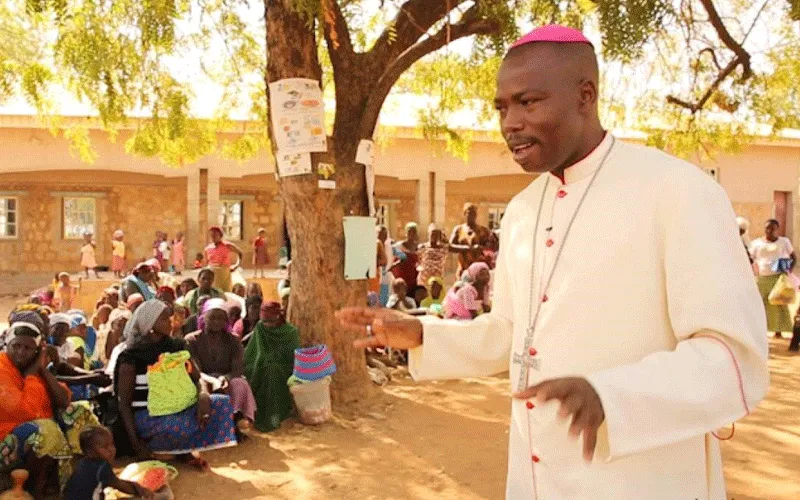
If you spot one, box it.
[1,296,798,499]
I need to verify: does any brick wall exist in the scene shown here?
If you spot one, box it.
[444,174,535,233]
[0,171,186,273]
[220,174,282,267]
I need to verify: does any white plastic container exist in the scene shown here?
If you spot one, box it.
[290,377,332,425]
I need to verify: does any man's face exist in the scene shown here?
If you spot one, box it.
[8,336,39,372]
[465,207,477,225]
[765,222,779,239]
[494,46,586,174]
[199,272,214,290]
[205,309,228,332]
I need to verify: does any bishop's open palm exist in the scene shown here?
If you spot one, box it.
[336,307,423,350]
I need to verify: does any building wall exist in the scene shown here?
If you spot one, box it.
[444,174,535,233]
[374,176,418,239]
[220,175,282,266]
[0,171,186,273]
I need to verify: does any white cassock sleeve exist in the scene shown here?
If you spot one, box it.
[586,170,770,461]
[408,222,514,381]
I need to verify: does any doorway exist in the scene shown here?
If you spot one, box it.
[774,190,792,240]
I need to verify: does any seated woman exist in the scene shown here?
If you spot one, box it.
[233,295,263,341]
[0,322,99,497]
[183,269,225,315]
[115,300,237,469]
[184,300,256,433]
[244,301,300,432]
[121,263,156,303]
[445,262,492,320]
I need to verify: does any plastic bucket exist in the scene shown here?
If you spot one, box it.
[290,377,332,425]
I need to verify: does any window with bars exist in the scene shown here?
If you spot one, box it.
[0,198,18,238]
[63,197,96,239]
[219,200,244,241]
[486,204,506,231]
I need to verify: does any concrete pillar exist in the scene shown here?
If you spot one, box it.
[416,172,431,229]
[186,169,201,260]
[207,171,221,239]
[434,175,447,228]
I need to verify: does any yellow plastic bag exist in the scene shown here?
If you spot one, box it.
[768,274,796,305]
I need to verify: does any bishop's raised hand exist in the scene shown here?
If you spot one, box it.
[336,307,423,350]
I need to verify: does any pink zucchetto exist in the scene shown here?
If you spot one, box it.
[510,24,593,51]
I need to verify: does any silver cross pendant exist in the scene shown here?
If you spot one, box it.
[513,331,541,393]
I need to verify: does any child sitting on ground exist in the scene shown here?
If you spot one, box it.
[386,278,416,312]
[193,252,204,269]
[64,426,158,500]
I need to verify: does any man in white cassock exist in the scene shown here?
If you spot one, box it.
[337,24,769,500]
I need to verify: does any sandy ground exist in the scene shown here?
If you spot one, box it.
[1,295,798,499]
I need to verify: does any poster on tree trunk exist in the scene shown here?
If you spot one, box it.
[268,78,327,155]
[318,162,336,189]
[276,152,312,177]
[357,139,377,217]
[343,216,378,280]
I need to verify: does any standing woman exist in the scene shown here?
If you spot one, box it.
[392,222,421,299]
[750,219,796,338]
[204,227,243,293]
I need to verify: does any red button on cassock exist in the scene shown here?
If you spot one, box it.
[546,239,554,247]
[542,295,549,303]
[529,348,537,356]
[532,455,541,463]
[557,190,567,198]
[526,401,535,410]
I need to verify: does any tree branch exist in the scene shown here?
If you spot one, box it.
[368,0,468,67]
[358,5,499,139]
[666,0,753,114]
[320,0,354,62]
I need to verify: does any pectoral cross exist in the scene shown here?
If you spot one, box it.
[513,330,540,392]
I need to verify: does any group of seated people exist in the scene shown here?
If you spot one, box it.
[382,261,493,320]
[1,266,300,499]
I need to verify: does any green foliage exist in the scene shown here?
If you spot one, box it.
[2,0,799,167]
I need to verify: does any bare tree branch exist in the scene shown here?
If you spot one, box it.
[666,0,753,114]
[358,4,499,139]
[367,0,469,68]
[320,0,354,62]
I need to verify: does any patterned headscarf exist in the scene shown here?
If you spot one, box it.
[123,299,168,345]
[198,298,226,331]
[3,322,43,348]
[9,310,45,332]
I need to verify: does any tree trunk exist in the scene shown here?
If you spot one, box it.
[266,0,372,404]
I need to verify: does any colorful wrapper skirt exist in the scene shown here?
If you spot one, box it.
[0,401,99,489]
[757,274,793,333]
[134,394,237,455]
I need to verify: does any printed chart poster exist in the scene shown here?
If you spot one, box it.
[276,152,312,178]
[318,162,336,190]
[269,78,327,154]
[343,216,378,280]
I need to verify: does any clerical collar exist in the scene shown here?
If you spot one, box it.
[550,132,614,185]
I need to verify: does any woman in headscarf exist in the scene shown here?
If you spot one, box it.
[444,262,492,320]
[121,263,156,303]
[244,301,300,432]
[392,222,421,298]
[184,300,256,433]
[233,295,263,341]
[417,225,449,287]
[204,226,244,293]
[115,300,237,468]
[0,322,99,496]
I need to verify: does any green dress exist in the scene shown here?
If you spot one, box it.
[244,321,300,432]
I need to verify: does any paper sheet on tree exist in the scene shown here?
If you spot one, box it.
[276,152,312,177]
[343,216,378,280]
[269,78,327,155]
[358,140,377,217]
